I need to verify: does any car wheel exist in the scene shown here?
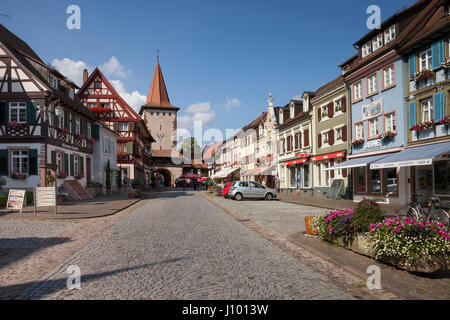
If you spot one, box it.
[234,193,243,201]
[265,193,273,201]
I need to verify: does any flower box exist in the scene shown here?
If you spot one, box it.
[10,172,26,180]
[74,174,84,180]
[305,216,319,236]
[410,69,434,82]
[381,131,396,140]
[411,121,434,131]
[351,139,364,146]
[440,56,450,69]
[438,115,450,125]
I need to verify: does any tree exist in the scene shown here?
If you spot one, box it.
[179,137,202,162]
[105,160,111,191]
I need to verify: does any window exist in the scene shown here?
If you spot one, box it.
[94,82,101,88]
[383,65,395,88]
[384,26,396,44]
[355,122,364,140]
[419,49,432,71]
[88,103,96,108]
[11,150,28,174]
[336,127,343,141]
[56,152,63,173]
[322,131,329,145]
[303,164,310,188]
[320,105,328,119]
[362,42,372,58]
[384,112,396,132]
[384,168,398,194]
[68,88,74,100]
[421,99,433,122]
[370,169,381,193]
[100,103,109,109]
[367,73,378,95]
[290,167,297,188]
[355,167,366,194]
[74,156,79,177]
[434,160,450,195]
[9,102,26,123]
[49,75,58,89]
[353,81,362,101]
[75,118,81,135]
[57,109,64,129]
[323,163,330,187]
[316,163,322,187]
[372,34,383,51]
[87,123,91,139]
[334,159,342,178]
[294,132,300,150]
[119,123,128,131]
[369,117,380,138]
[334,99,342,112]
[239,181,249,187]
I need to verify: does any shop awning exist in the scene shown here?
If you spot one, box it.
[243,165,277,177]
[211,167,240,179]
[326,153,391,171]
[284,158,308,166]
[261,165,277,176]
[311,151,345,162]
[243,167,263,176]
[370,141,450,169]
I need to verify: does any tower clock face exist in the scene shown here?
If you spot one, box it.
[156,131,165,144]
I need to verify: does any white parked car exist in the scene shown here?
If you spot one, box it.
[228,181,277,201]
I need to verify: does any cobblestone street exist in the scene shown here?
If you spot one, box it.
[10,190,354,300]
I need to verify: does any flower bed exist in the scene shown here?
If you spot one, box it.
[310,200,450,273]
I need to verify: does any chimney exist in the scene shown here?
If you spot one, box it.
[83,69,88,84]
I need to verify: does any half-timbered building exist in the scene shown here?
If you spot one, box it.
[77,68,154,188]
[0,24,97,198]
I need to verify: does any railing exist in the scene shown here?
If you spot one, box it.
[55,128,94,152]
[0,123,33,137]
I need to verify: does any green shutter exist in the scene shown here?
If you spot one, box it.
[92,123,100,140]
[128,142,133,154]
[408,55,416,78]
[0,101,7,124]
[434,92,445,123]
[0,149,8,175]
[28,149,38,175]
[64,111,69,129]
[71,115,76,133]
[70,154,74,176]
[26,101,37,124]
[409,101,417,129]
[51,150,56,165]
[81,119,87,136]
[80,156,84,175]
[64,153,69,175]
[431,40,444,70]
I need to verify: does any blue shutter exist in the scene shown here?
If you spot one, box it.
[408,55,416,77]
[434,92,445,123]
[431,40,444,70]
[409,101,417,129]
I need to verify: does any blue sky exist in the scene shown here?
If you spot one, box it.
[0,0,416,144]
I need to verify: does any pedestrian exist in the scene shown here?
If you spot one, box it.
[182,178,186,191]
[193,179,197,191]
[205,179,208,191]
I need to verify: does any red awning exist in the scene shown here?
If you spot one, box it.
[182,173,200,179]
[311,152,345,162]
[285,158,308,166]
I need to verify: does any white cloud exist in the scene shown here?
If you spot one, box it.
[100,56,131,78]
[51,58,90,87]
[110,80,146,112]
[178,102,215,129]
[223,97,242,111]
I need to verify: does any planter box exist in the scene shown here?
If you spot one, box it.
[304,216,319,236]
[331,234,448,273]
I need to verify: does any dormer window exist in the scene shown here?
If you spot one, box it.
[290,104,295,118]
[372,34,383,52]
[303,98,309,112]
[384,25,396,44]
[49,75,58,89]
[362,42,372,58]
[279,111,284,124]
[68,88,74,100]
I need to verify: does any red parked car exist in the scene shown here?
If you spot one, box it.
[223,182,232,199]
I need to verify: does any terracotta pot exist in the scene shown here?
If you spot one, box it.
[304,216,319,236]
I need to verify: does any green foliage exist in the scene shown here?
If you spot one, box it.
[117,169,123,189]
[179,137,202,158]
[105,160,111,191]
[25,191,33,205]
[131,179,141,190]
[88,182,103,188]
[350,198,384,233]
[0,195,7,207]
[0,176,6,189]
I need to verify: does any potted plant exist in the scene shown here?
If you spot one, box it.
[410,69,434,82]
[381,130,396,140]
[411,121,434,132]
[45,173,55,187]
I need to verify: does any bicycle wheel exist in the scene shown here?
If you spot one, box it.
[406,207,420,221]
[428,208,450,228]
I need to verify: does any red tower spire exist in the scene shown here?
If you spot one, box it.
[145,61,171,107]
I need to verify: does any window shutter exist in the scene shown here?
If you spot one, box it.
[71,116,76,133]
[80,156,84,175]
[0,101,8,124]
[129,122,135,131]
[0,149,8,175]
[28,149,38,175]
[81,119,87,136]
[70,154,74,176]
[113,122,119,131]
[342,168,348,178]
[434,92,445,122]
[92,123,100,140]
[318,134,322,148]
[317,108,321,122]
[26,101,37,124]
[128,141,133,154]
[431,40,444,70]
[328,102,334,118]
[329,130,335,145]
[409,101,417,129]
[341,96,347,113]
[299,132,302,149]
[64,154,69,175]
[51,150,56,165]
[304,129,309,147]
[64,111,69,129]
[342,125,348,142]
[408,55,416,77]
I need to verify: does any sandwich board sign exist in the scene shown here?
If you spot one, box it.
[34,187,57,215]
[6,189,26,214]
[326,179,344,200]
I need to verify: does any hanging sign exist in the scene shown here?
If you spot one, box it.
[6,189,26,214]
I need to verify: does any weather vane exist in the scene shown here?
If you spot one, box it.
[157,49,160,63]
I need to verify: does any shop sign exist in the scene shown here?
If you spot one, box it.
[362,99,383,120]
[311,152,345,162]
[365,139,381,150]
[285,159,308,166]
[294,153,309,158]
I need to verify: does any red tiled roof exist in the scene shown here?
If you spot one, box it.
[152,149,183,158]
[142,62,179,110]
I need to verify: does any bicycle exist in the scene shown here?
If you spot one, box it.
[426,196,450,229]
[403,193,426,221]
